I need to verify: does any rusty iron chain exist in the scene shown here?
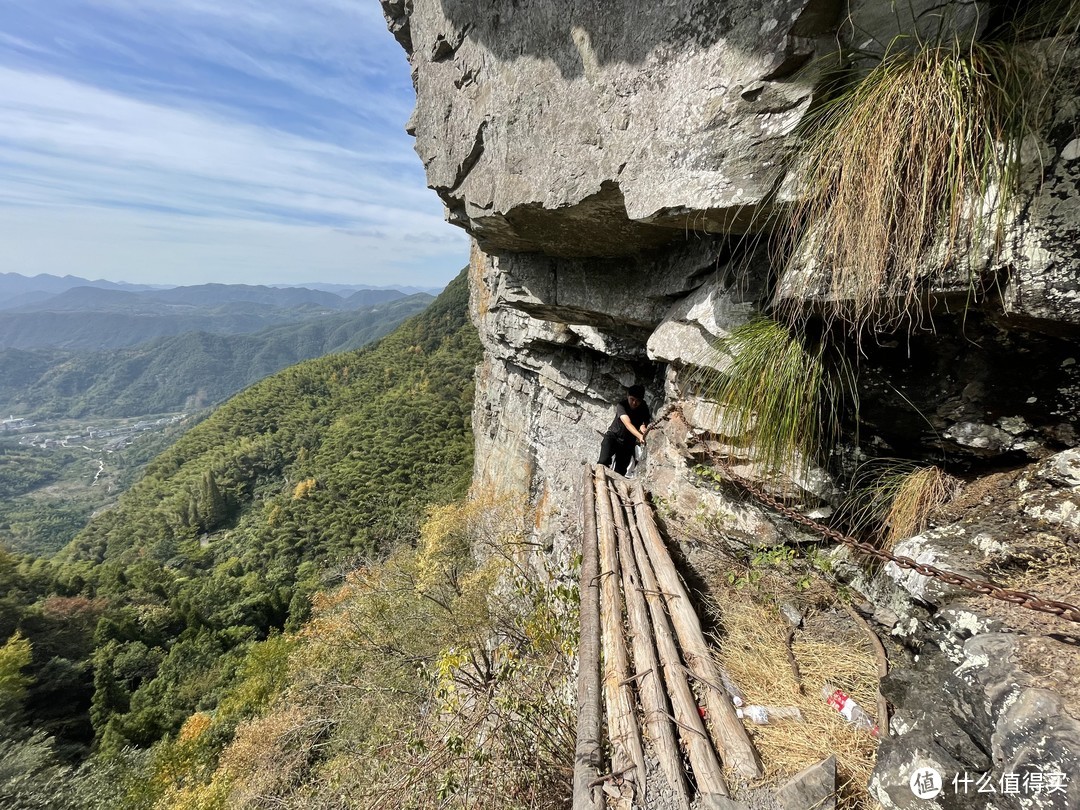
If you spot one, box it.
[713,460,1080,625]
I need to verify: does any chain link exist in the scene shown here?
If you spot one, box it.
[713,460,1080,625]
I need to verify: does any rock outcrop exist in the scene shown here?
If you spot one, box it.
[385,0,839,255]
[384,0,1080,806]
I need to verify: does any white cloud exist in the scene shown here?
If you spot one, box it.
[81,0,411,118]
[0,1,466,286]
[0,65,437,220]
[0,66,465,286]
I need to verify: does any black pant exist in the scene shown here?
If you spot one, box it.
[598,434,634,475]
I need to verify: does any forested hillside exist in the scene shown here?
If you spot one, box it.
[0,293,433,418]
[0,270,483,807]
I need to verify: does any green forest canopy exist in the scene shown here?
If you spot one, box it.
[0,268,480,764]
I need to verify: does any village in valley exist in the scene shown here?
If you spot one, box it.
[2,413,187,453]
[0,411,193,556]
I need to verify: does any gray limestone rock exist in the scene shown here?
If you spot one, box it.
[1034,447,1080,489]
[873,634,1080,810]
[489,241,727,336]
[943,421,1020,454]
[1002,62,1080,329]
[842,0,988,60]
[775,755,838,810]
[645,271,761,370]
[388,0,1080,324]
[386,0,834,257]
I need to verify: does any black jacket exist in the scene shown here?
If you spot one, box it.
[605,399,651,442]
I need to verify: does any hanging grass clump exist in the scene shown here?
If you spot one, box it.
[698,317,844,479]
[776,38,1040,332]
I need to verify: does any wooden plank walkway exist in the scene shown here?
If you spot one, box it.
[573,465,762,810]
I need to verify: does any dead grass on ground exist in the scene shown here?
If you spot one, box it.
[713,591,882,809]
[998,534,1080,600]
[976,531,1080,637]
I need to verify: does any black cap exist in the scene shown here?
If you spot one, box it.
[627,384,645,399]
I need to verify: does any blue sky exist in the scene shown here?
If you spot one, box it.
[0,0,468,288]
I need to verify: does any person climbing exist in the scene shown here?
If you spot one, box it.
[598,384,652,476]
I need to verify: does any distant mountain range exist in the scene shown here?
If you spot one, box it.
[271,282,442,296]
[0,294,434,418]
[0,272,444,313]
[0,272,446,419]
[0,274,164,310]
[0,277,440,350]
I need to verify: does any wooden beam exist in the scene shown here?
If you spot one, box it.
[612,480,692,809]
[594,467,645,808]
[630,504,730,798]
[631,482,764,780]
[573,466,605,810]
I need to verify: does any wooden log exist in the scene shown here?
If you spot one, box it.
[602,481,649,805]
[631,482,764,780]
[594,467,644,808]
[573,466,605,810]
[610,481,691,809]
[630,507,730,799]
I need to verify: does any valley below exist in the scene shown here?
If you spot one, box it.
[0,411,192,555]
[0,275,439,557]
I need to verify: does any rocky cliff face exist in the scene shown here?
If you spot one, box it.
[384,1,1080,807]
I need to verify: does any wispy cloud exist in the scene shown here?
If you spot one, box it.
[0,0,465,286]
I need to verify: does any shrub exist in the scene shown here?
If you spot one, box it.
[142,496,574,810]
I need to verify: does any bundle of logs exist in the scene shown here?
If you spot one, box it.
[573,465,763,810]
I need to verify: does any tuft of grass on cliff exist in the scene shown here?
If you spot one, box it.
[777,36,1040,332]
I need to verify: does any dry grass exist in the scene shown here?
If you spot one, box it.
[978,531,1080,636]
[997,534,1080,596]
[883,466,955,545]
[777,38,1040,332]
[842,461,957,549]
[714,595,881,809]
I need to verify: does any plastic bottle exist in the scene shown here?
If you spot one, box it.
[736,705,804,725]
[822,684,878,736]
[718,668,746,708]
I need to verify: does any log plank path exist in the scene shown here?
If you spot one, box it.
[573,465,762,810]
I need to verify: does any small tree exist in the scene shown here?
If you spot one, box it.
[0,632,31,714]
